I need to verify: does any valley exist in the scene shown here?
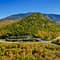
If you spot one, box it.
[0,12,60,60]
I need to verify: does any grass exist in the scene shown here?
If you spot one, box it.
[0,42,59,60]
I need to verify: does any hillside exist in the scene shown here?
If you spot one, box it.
[0,13,60,41]
[0,20,18,28]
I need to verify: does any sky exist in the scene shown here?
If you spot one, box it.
[0,0,60,18]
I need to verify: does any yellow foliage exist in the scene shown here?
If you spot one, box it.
[37,30,49,39]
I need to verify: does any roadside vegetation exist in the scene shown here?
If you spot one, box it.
[0,42,60,60]
[52,39,60,45]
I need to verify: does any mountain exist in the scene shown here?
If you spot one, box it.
[1,12,60,22]
[1,13,32,20]
[0,13,60,41]
[44,14,60,22]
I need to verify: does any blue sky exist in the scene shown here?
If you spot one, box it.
[0,0,60,18]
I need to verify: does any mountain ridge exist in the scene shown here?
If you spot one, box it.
[0,12,32,20]
[1,12,60,22]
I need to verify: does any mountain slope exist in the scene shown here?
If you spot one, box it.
[1,13,32,20]
[44,14,60,22]
[0,13,60,40]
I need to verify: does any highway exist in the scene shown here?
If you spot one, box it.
[0,36,60,46]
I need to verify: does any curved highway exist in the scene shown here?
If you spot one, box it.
[0,36,60,47]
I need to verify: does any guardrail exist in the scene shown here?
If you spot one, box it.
[5,36,42,42]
